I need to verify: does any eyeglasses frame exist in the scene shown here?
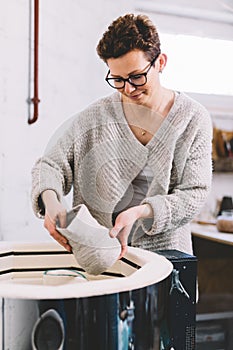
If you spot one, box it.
[105,52,160,89]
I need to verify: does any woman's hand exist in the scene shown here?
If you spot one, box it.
[109,204,153,259]
[42,190,72,252]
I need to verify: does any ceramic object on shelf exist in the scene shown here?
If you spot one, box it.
[216,210,233,233]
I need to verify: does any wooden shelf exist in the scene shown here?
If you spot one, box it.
[191,222,233,246]
[213,158,233,172]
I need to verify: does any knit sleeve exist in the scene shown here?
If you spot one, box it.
[31,122,75,218]
[141,110,213,235]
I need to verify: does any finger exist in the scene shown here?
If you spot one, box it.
[44,217,56,233]
[54,239,72,252]
[45,220,71,251]
[47,213,56,225]
[118,245,128,259]
[44,213,72,252]
[109,227,122,238]
[62,242,72,252]
[57,210,67,228]
[50,228,67,244]
[51,230,72,252]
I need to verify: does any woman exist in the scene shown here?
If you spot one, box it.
[32,13,212,258]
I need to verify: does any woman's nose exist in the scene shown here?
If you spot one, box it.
[124,81,136,94]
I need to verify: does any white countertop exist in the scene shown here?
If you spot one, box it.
[191,222,233,246]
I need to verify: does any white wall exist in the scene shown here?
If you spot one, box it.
[0,0,133,241]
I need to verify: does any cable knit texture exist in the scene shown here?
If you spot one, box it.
[31,91,212,255]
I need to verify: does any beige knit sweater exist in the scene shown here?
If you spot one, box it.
[31,91,212,255]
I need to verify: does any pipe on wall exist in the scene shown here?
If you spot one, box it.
[28,0,40,125]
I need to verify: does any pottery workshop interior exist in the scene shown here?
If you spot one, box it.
[1,1,233,349]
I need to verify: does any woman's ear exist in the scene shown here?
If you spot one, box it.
[158,53,167,73]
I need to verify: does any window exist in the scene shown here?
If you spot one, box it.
[160,33,233,96]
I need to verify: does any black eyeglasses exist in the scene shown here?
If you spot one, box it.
[105,53,160,89]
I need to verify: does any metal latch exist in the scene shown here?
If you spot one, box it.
[169,269,190,299]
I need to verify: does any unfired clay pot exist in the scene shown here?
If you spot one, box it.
[57,205,121,275]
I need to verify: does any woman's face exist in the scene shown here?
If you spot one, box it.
[106,50,165,106]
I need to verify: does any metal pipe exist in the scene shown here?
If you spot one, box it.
[28,0,40,125]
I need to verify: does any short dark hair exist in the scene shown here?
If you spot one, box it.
[96,14,161,63]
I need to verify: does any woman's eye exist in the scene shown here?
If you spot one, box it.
[130,74,143,81]
[114,78,123,83]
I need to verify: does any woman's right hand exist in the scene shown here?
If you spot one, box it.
[41,190,72,252]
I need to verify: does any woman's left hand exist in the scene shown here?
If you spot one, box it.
[109,204,153,258]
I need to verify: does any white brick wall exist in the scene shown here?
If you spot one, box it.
[0,0,133,241]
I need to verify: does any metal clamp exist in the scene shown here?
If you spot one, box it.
[169,269,190,299]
